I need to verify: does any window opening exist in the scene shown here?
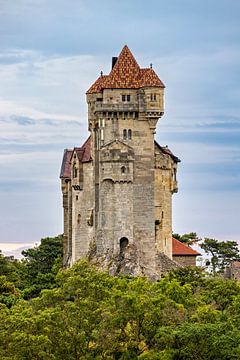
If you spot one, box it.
[73,166,78,178]
[121,166,126,174]
[120,237,129,258]
[123,129,127,140]
[122,94,131,102]
[150,94,157,101]
[173,168,177,181]
[128,129,132,140]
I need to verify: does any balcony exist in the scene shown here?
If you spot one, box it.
[93,102,139,113]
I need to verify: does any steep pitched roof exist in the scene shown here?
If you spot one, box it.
[60,149,73,179]
[87,45,165,93]
[70,136,92,163]
[81,136,92,162]
[155,140,180,163]
[60,137,92,179]
[172,238,201,256]
[86,75,108,94]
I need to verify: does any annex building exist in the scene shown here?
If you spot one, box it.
[60,46,188,278]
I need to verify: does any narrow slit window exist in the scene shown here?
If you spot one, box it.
[123,129,127,139]
[74,166,78,178]
[128,129,132,140]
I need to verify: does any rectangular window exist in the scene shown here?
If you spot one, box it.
[150,94,157,101]
[122,95,131,102]
[99,119,105,128]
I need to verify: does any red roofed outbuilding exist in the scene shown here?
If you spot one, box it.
[172,237,201,267]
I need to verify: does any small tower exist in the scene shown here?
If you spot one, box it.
[60,46,180,277]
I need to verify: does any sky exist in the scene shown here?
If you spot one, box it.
[0,0,239,254]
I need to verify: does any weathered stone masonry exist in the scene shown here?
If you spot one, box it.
[60,46,182,277]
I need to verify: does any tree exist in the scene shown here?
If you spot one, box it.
[201,238,240,275]
[0,250,26,289]
[172,232,200,245]
[21,235,63,298]
[0,275,19,308]
[1,260,240,358]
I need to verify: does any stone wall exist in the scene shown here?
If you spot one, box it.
[71,157,94,263]
[173,255,197,267]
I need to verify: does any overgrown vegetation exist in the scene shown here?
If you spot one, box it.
[0,235,240,359]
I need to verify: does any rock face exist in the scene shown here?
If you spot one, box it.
[60,46,180,278]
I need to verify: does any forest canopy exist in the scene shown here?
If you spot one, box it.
[0,236,240,359]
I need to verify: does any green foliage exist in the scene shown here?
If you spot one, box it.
[0,261,240,359]
[0,275,19,308]
[172,232,199,245]
[21,235,63,298]
[0,235,63,303]
[0,251,25,289]
[201,238,240,275]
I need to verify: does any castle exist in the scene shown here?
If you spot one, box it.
[60,46,181,277]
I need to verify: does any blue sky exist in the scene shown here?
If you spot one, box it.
[0,0,239,252]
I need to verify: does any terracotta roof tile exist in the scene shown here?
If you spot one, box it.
[172,238,201,256]
[86,75,108,94]
[140,68,165,87]
[86,45,165,93]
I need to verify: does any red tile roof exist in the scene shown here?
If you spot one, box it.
[172,238,200,256]
[60,137,92,179]
[86,45,165,93]
[86,75,108,94]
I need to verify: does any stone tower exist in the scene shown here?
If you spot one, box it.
[60,46,180,277]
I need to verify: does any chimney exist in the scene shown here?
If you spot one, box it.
[112,57,118,69]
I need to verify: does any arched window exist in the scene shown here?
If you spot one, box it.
[120,237,129,258]
[123,129,127,140]
[121,166,126,174]
[128,129,132,140]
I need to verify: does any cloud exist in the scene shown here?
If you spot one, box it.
[0,0,239,247]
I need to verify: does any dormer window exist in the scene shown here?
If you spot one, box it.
[122,94,131,102]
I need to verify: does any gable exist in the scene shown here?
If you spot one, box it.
[155,141,180,163]
[100,139,134,162]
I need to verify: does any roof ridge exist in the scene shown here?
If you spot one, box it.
[86,46,165,93]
